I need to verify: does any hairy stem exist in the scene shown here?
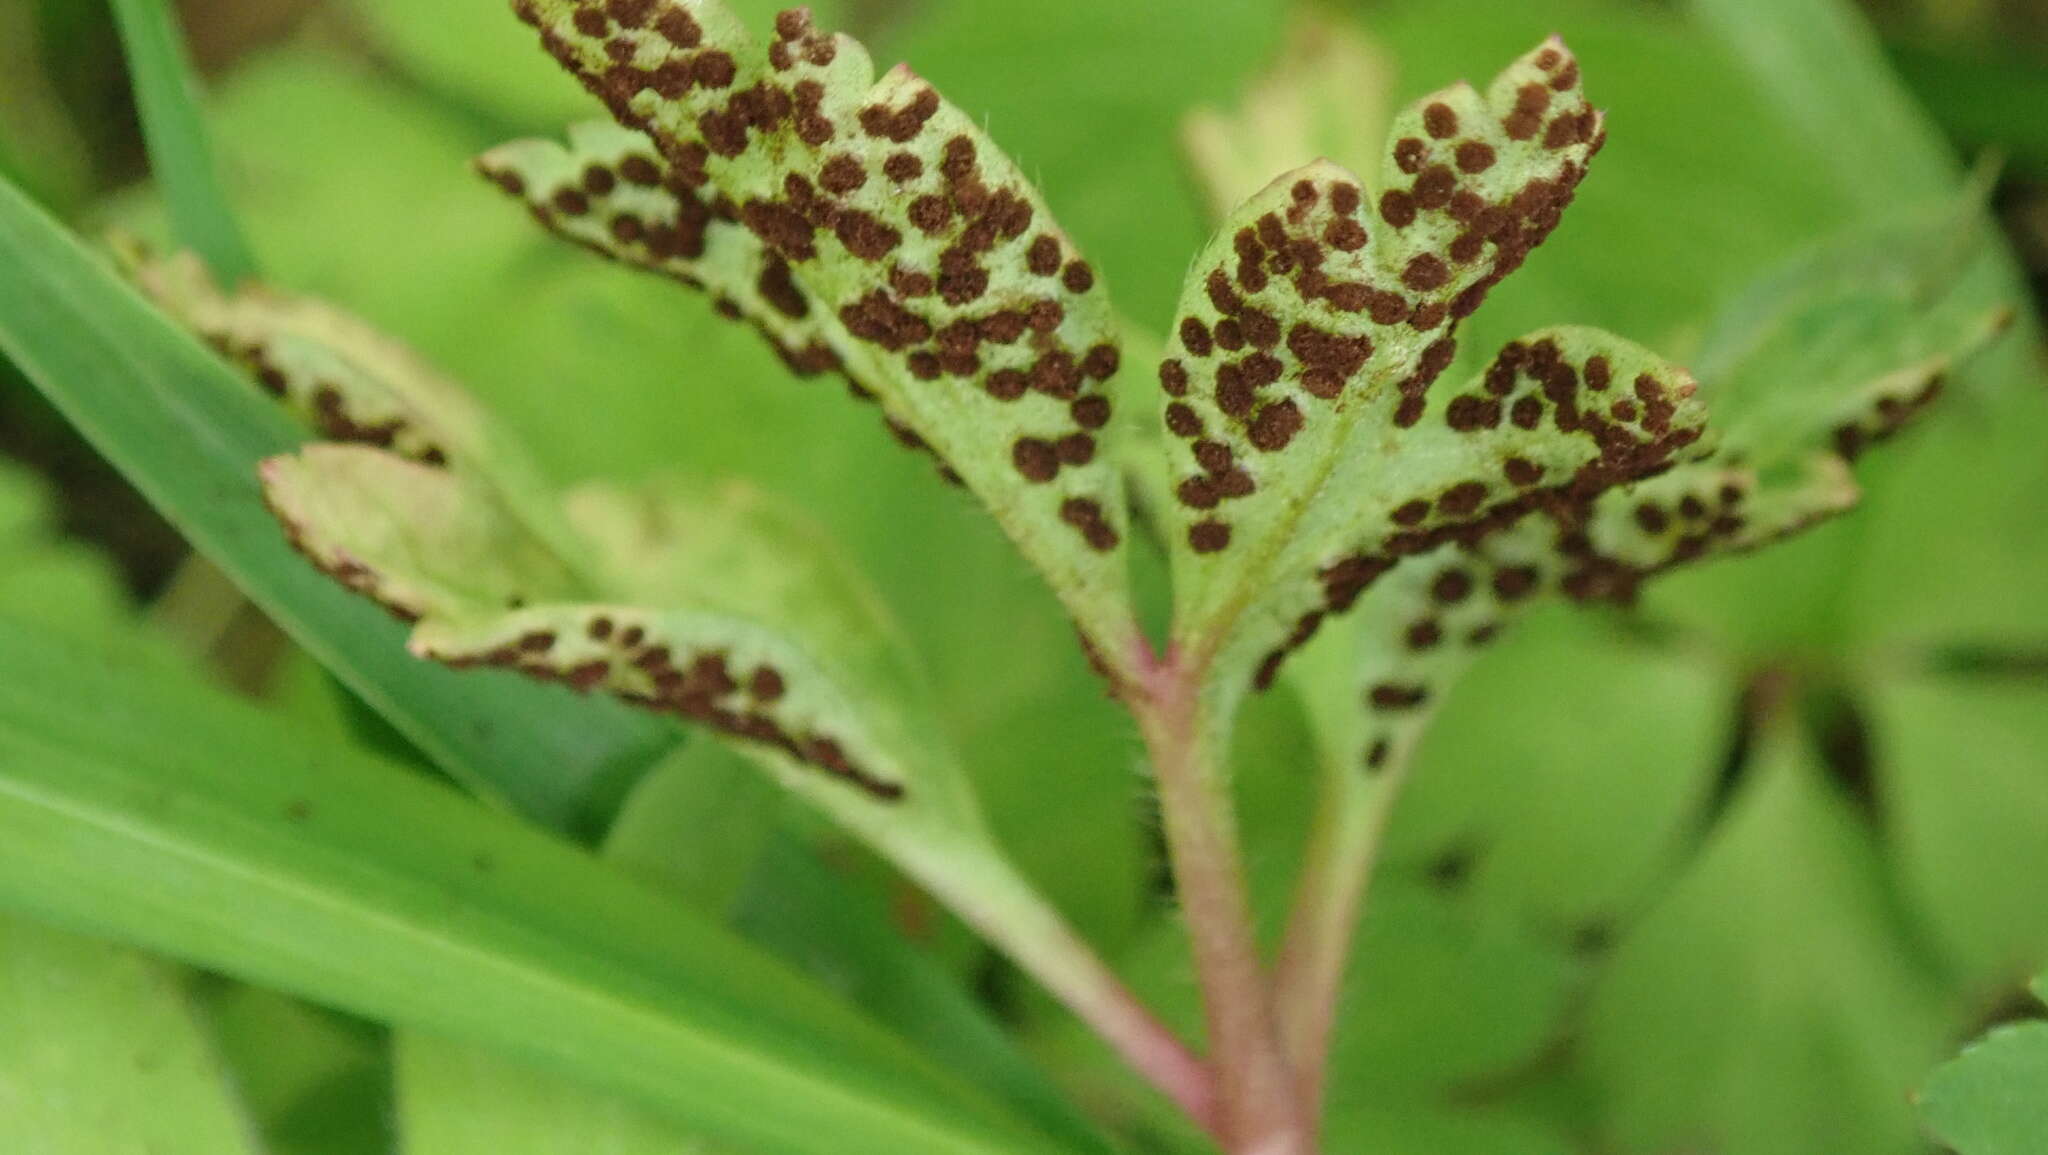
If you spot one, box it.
[1132,649,1314,1154]
[1274,740,1417,1118]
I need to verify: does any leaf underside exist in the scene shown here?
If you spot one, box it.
[1149,40,1739,717]
[124,246,480,466]
[260,444,957,816]
[1153,32,2023,781]
[1309,197,2014,781]
[123,224,968,822]
[488,0,1141,658]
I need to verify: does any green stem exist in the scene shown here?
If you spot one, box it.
[1132,651,1313,1154]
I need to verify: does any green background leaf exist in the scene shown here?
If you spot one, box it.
[0,917,262,1155]
[1922,1021,2048,1155]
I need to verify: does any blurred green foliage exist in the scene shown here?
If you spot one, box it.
[0,0,2044,1151]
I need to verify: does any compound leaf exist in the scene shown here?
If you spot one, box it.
[494,0,1140,667]
[1297,182,2014,792]
[1154,41,1698,719]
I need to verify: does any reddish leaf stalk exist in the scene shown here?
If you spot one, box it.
[1128,638,1315,1154]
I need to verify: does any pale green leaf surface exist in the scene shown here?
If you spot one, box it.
[124,249,497,469]
[502,0,1139,658]
[256,439,1133,1103]
[0,616,1062,1155]
[1581,722,1954,1155]
[1155,43,1718,716]
[261,444,969,824]
[0,917,263,1155]
[1922,1022,2048,1155]
[125,247,605,577]
[261,447,580,620]
[177,43,1149,953]
[0,172,675,833]
[562,475,927,695]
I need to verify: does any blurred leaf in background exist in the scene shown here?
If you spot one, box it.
[1922,978,2048,1155]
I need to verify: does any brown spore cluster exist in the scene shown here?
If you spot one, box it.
[1159,42,1606,568]
[197,326,451,467]
[477,143,844,381]
[1248,334,1704,691]
[445,613,905,801]
[507,0,1124,554]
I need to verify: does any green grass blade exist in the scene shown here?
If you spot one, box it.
[0,616,1070,1155]
[0,172,675,835]
[108,0,257,284]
